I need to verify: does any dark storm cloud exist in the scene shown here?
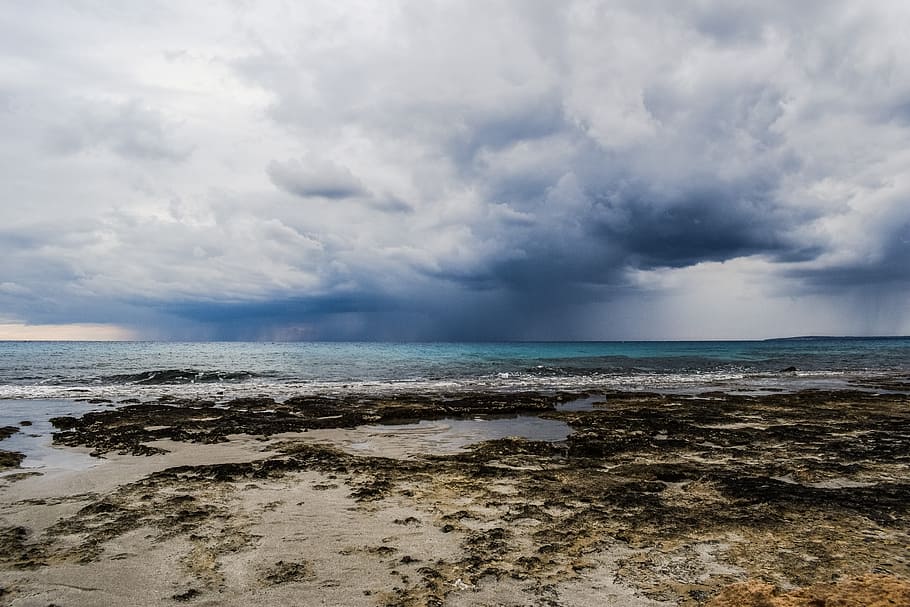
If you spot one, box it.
[584,180,814,269]
[166,293,393,324]
[158,293,438,341]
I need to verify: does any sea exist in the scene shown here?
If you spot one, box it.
[1,338,907,469]
[1,338,908,402]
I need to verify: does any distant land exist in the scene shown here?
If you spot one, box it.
[764,335,910,341]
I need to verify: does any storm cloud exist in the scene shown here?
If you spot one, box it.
[1,1,908,340]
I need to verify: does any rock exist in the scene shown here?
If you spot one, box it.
[171,588,200,602]
[779,366,798,373]
[49,416,78,430]
[0,450,24,469]
[260,560,314,585]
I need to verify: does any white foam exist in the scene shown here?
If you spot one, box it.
[0,368,865,403]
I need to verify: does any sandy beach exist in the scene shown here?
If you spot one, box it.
[1,389,909,606]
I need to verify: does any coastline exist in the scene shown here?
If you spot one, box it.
[1,387,909,605]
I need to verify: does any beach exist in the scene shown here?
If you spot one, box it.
[1,386,909,606]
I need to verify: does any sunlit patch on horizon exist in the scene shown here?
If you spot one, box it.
[0,322,137,341]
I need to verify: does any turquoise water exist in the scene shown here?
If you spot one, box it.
[0,338,907,400]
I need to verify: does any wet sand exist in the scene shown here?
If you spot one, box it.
[1,388,909,605]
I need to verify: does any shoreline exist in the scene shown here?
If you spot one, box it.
[1,388,909,605]
[3,366,908,405]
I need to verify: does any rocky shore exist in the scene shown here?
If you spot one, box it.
[1,388,909,605]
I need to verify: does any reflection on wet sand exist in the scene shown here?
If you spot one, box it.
[302,415,572,458]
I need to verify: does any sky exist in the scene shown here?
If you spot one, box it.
[1,1,909,341]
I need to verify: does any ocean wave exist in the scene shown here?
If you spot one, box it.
[104,369,260,385]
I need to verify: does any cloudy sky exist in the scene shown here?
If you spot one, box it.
[1,1,909,340]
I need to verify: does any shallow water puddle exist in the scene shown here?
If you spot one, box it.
[0,399,100,471]
[305,414,572,459]
[557,394,606,411]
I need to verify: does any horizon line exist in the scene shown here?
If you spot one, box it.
[1,335,909,344]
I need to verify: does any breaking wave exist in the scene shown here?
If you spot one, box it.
[104,369,260,385]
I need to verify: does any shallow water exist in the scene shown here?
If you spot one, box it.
[557,394,605,411]
[0,397,574,467]
[0,399,100,471]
